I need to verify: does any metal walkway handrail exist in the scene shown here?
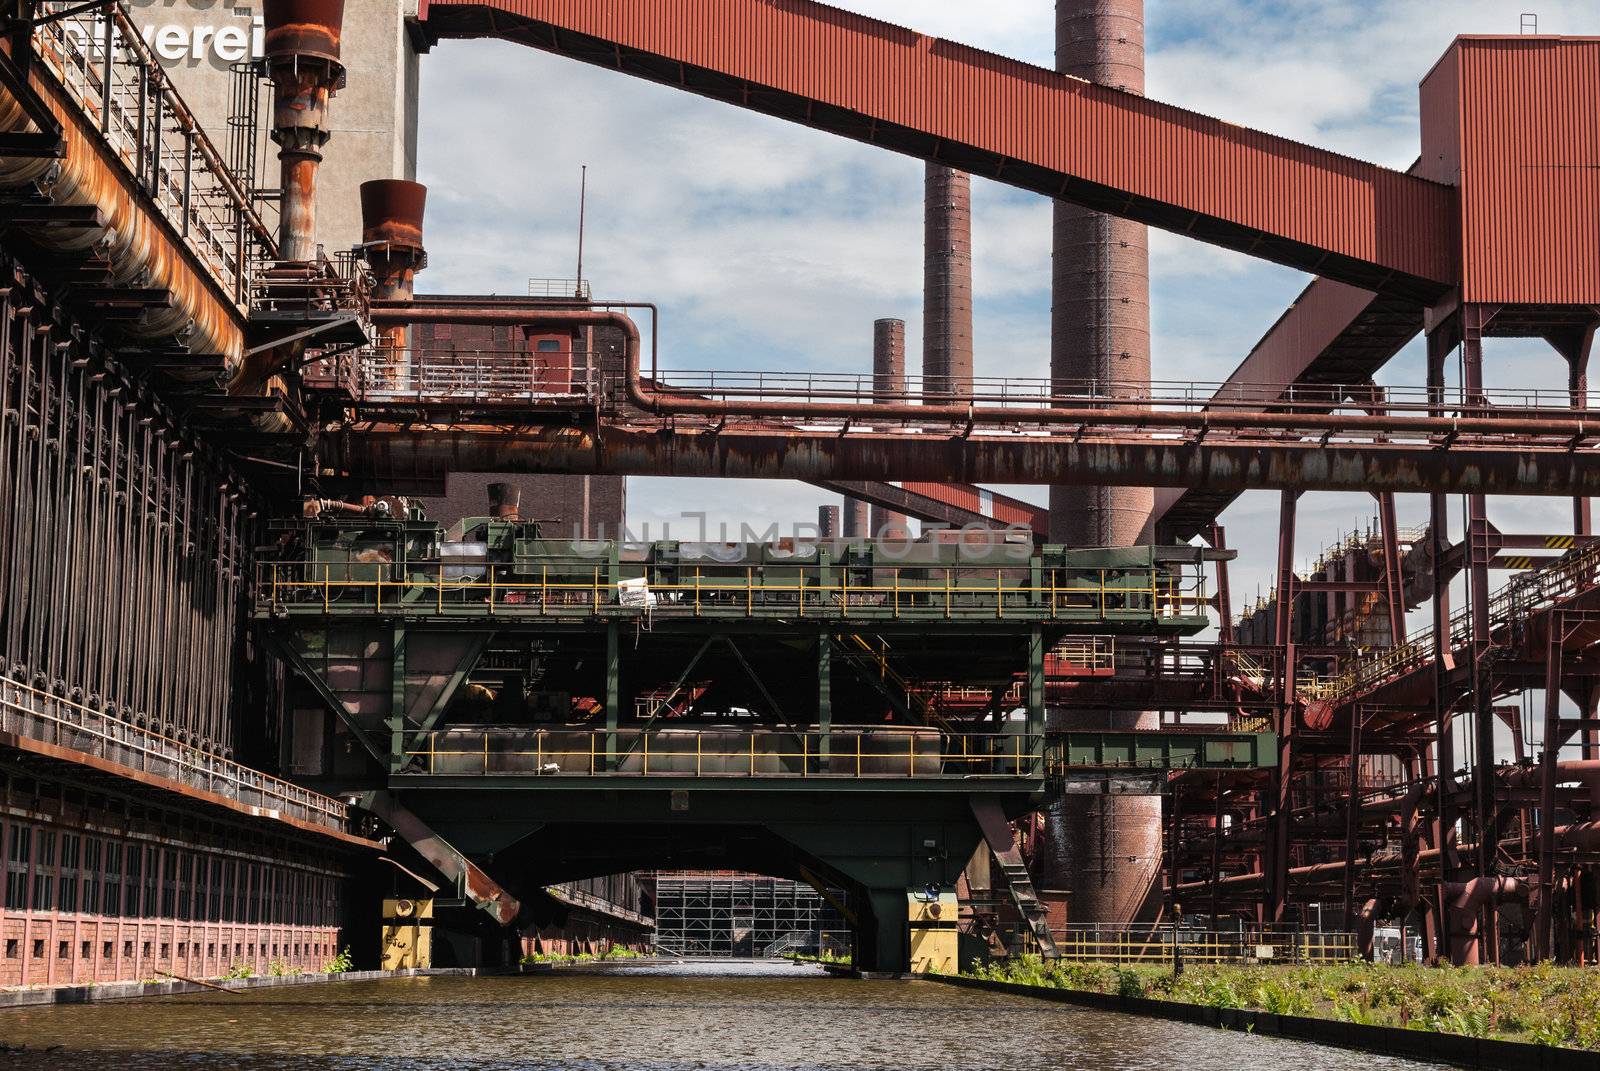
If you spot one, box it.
[0,675,348,833]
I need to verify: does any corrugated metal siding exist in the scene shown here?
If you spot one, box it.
[901,482,1045,529]
[425,0,1458,287]
[1451,38,1600,304]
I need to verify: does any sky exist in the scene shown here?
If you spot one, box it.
[412,0,1600,631]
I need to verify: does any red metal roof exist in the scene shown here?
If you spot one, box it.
[418,0,1459,300]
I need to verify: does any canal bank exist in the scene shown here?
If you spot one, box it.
[0,961,1451,1070]
[930,974,1600,1071]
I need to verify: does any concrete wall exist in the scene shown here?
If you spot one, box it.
[125,0,421,256]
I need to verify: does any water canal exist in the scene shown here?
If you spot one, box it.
[0,961,1451,1069]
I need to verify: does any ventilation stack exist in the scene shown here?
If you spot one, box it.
[871,318,911,541]
[263,0,347,263]
[923,165,974,402]
[1038,0,1162,928]
[360,179,427,385]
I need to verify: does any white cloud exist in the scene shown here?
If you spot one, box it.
[415,0,1600,610]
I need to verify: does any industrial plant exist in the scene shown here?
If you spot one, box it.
[1,0,1599,1065]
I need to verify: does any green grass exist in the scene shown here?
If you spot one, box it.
[783,950,853,966]
[520,947,647,966]
[962,958,1600,1051]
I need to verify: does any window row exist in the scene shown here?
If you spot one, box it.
[2,819,341,927]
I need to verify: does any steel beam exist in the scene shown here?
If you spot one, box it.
[330,424,1600,498]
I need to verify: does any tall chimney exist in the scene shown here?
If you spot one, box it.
[923,165,974,401]
[1048,0,1152,547]
[1036,0,1160,929]
[871,318,910,541]
[818,505,840,539]
[842,498,869,539]
[263,0,346,263]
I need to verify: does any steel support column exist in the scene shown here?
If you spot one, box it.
[1268,490,1298,923]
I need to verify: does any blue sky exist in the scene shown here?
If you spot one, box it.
[414,0,1600,613]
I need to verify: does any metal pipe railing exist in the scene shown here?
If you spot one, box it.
[0,675,348,833]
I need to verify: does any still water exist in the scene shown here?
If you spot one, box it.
[0,960,1448,1070]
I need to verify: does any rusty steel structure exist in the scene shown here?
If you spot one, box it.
[6,0,1600,976]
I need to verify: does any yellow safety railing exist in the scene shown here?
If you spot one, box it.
[403,728,1041,779]
[257,561,1209,624]
[1050,925,1360,965]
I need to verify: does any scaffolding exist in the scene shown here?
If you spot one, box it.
[650,872,848,958]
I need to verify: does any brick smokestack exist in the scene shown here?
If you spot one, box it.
[817,504,841,539]
[923,165,974,402]
[1037,0,1161,929]
[841,498,869,539]
[871,318,910,540]
[1048,0,1152,548]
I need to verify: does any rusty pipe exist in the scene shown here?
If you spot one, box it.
[0,46,244,377]
[363,303,1600,441]
[1443,876,1526,910]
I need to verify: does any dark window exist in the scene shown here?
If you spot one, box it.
[536,339,561,352]
[102,941,111,959]
[5,825,30,910]
[102,841,122,916]
[4,939,15,958]
[123,941,132,959]
[58,834,80,914]
[31,940,43,959]
[174,853,191,920]
[32,830,57,912]
[161,851,178,919]
[208,858,223,922]
[81,839,102,915]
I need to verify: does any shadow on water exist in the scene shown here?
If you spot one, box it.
[0,962,1453,1071]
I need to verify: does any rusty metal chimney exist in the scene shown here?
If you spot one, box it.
[923,165,974,401]
[360,179,427,362]
[264,0,346,263]
[818,504,840,539]
[1047,0,1152,547]
[487,482,522,522]
[1037,0,1160,929]
[871,318,911,541]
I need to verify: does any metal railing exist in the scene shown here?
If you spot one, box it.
[31,2,275,304]
[527,278,591,300]
[0,675,348,833]
[256,560,1206,624]
[1050,923,1359,964]
[349,346,603,405]
[1329,538,1600,702]
[646,370,1600,415]
[401,728,1041,778]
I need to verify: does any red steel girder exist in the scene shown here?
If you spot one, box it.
[416,0,1458,301]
